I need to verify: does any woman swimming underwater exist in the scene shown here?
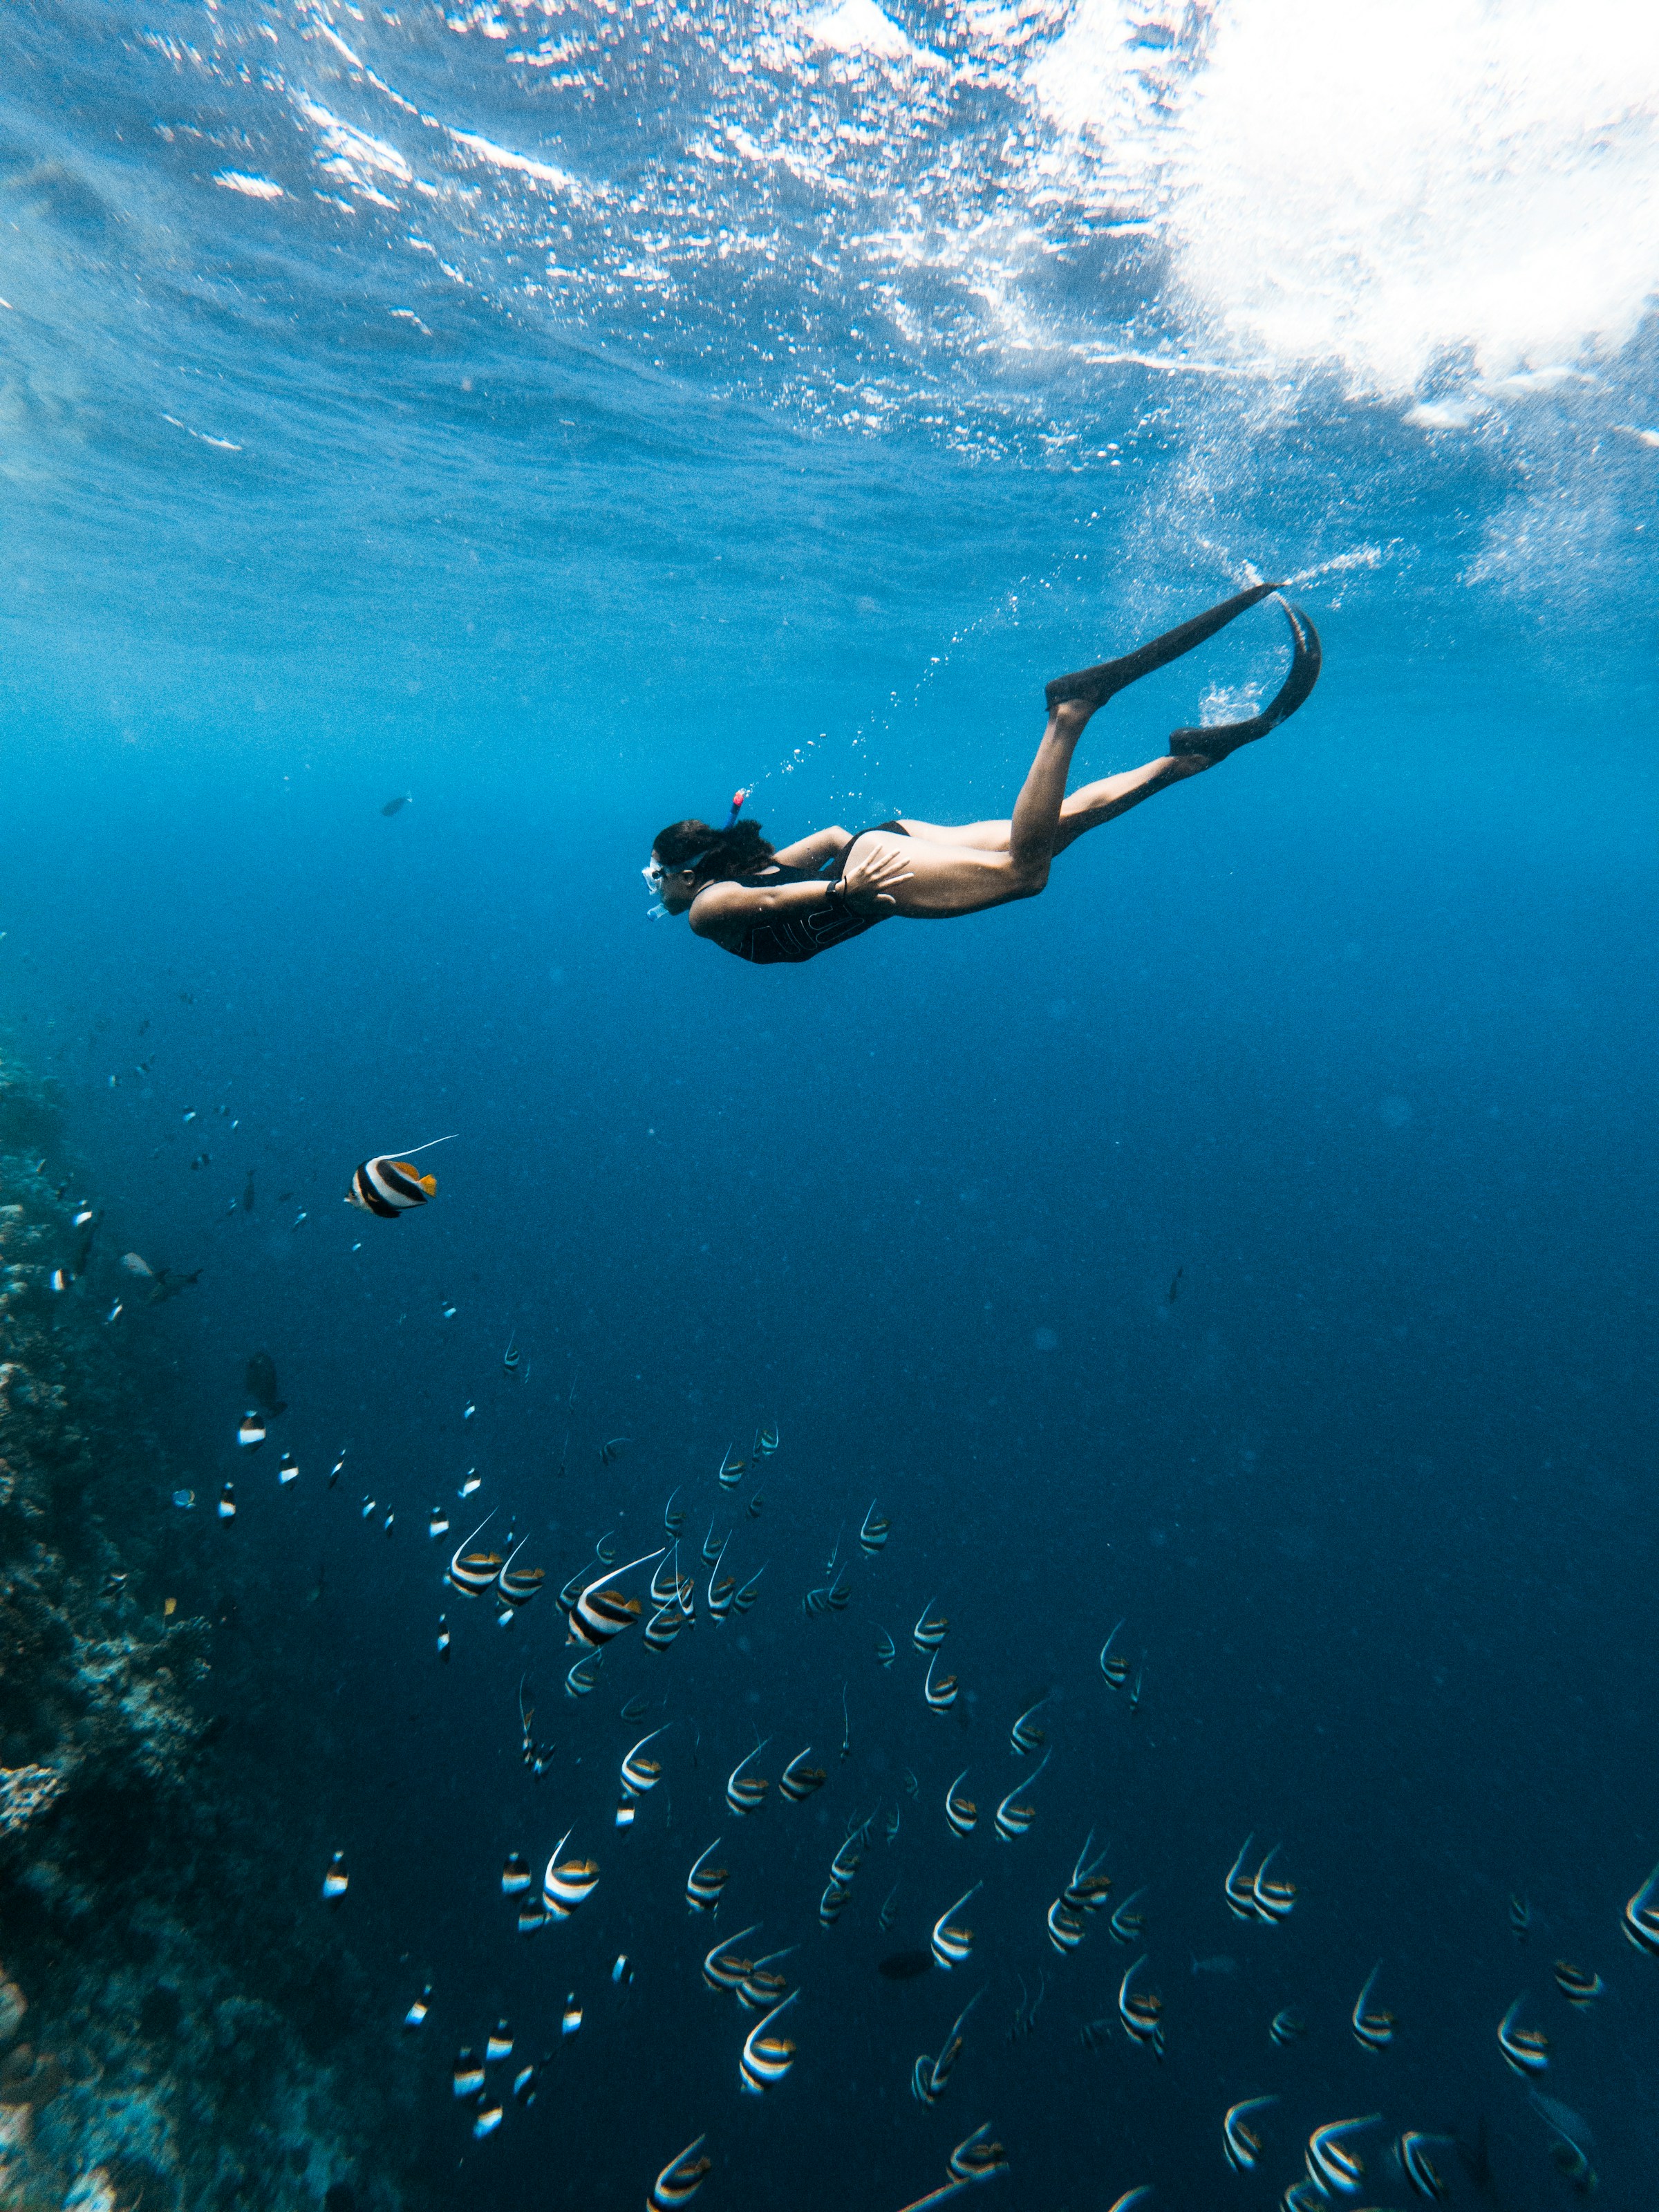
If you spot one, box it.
[646,583,1320,966]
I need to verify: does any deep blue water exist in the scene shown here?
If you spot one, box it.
[2,1,1657,2205]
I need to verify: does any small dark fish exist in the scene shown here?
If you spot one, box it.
[1168,1266,1183,1304]
[147,1266,203,1305]
[381,794,411,816]
[502,1334,521,1376]
[241,1170,256,1212]
[245,1351,285,1416]
[1509,1892,1531,1941]
[599,1437,631,1466]
[621,1696,650,1721]
[878,1950,933,1982]
[1455,2117,1496,2198]
[1269,2007,1305,2046]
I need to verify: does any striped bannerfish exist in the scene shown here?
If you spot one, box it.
[818,1881,850,1928]
[752,1419,780,1459]
[1010,1696,1049,1756]
[737,1949,794,2012]
[541,1832,599,1918]
[1396,2131,1448,2199]
[663,1488,686,1535]
[650,1552,682,1608]
[1109,1888,1147,1944]
[685,1839,729,1913]
[1350,1965,1394,2051]
[1552,1959,1604,2007]
[995,1748,1049,1841]
[501,1334,520,1376]
[1623,1862,1659,1953]
[726,1743,769,1817]
[495,1541,546,1611]
[779,1749,825,1804]
[448,1513,502,1599]
[924,1653,959,1715]
[912,1991,980,2105]
[874,1627,897,1669]
[706,1541,735,1623]
[944,1770,977,1839]
[1225,1835,1263,1920]
[732,1567,765,1615]
[700,1520,724,1568]
[1497,1996,1550,2076]
[1064,1832,1114,1915]
[1100,1620,1130,1688]
[947,2126,1007,2185]
[567,1549,664,1649]
[803,1584,832,1618]
[912,1600,948,1654]
[1117,1956,1165,2057]
[859,1501,890,1554]
[1253,1845,1297,1921]
[650,2135,713,2211]
[738,1994,798,2094]
[1047,1898,1086,1953]
[830,1832,863,1888]
[702,1924,760,1993]
[717,1445,745,1490]
[1306,2115,1378,2194]
[1224,2096,1277,2171]
[644,1603,685,1654]
[745,1490,765,1520]
[346,1153,440,1218]
[826,1571,852,1612]
[501,1852,532,1896]
[621,1727,670,1798]
[565,1651,603,1698]
[1269,2007,1306,2047]
[930,1882,981,1969]
[594,1530,618,1565]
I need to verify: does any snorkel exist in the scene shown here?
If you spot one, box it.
[643,790,751,918]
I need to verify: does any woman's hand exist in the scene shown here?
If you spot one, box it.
[840,838,915,915]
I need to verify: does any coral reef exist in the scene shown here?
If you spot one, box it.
[0,1049,424,2212]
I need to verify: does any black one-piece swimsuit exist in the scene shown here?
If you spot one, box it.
[727,823,906,966]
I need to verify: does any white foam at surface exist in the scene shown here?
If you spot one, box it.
[1147,0,1659,397]
[214,171,284,200]
[807,0,916,62]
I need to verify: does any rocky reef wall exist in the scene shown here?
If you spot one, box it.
[0,1051,422,2212]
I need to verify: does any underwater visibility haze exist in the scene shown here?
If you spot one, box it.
[0,0,1656,2206]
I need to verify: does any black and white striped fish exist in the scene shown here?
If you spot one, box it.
[346,1155,438,1218]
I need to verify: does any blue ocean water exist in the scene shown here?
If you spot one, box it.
[1,1,1656,2205]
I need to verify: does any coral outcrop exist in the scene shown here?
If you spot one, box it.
[0,1051,422,2212]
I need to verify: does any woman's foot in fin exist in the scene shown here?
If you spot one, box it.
[1044,581,1280,713]
[1168,601,1322,764]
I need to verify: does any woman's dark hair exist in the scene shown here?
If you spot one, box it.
[653,816,776,886]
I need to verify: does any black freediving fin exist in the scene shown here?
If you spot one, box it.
[1043,581,1280,713]
[1168,599,1322,761]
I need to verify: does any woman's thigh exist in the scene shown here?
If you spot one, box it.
[851,830,1027,919]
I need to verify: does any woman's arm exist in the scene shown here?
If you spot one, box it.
[689,845,912,948]
[769,826,852,869]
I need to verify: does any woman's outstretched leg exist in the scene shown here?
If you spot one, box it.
[899,745,1203,860]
